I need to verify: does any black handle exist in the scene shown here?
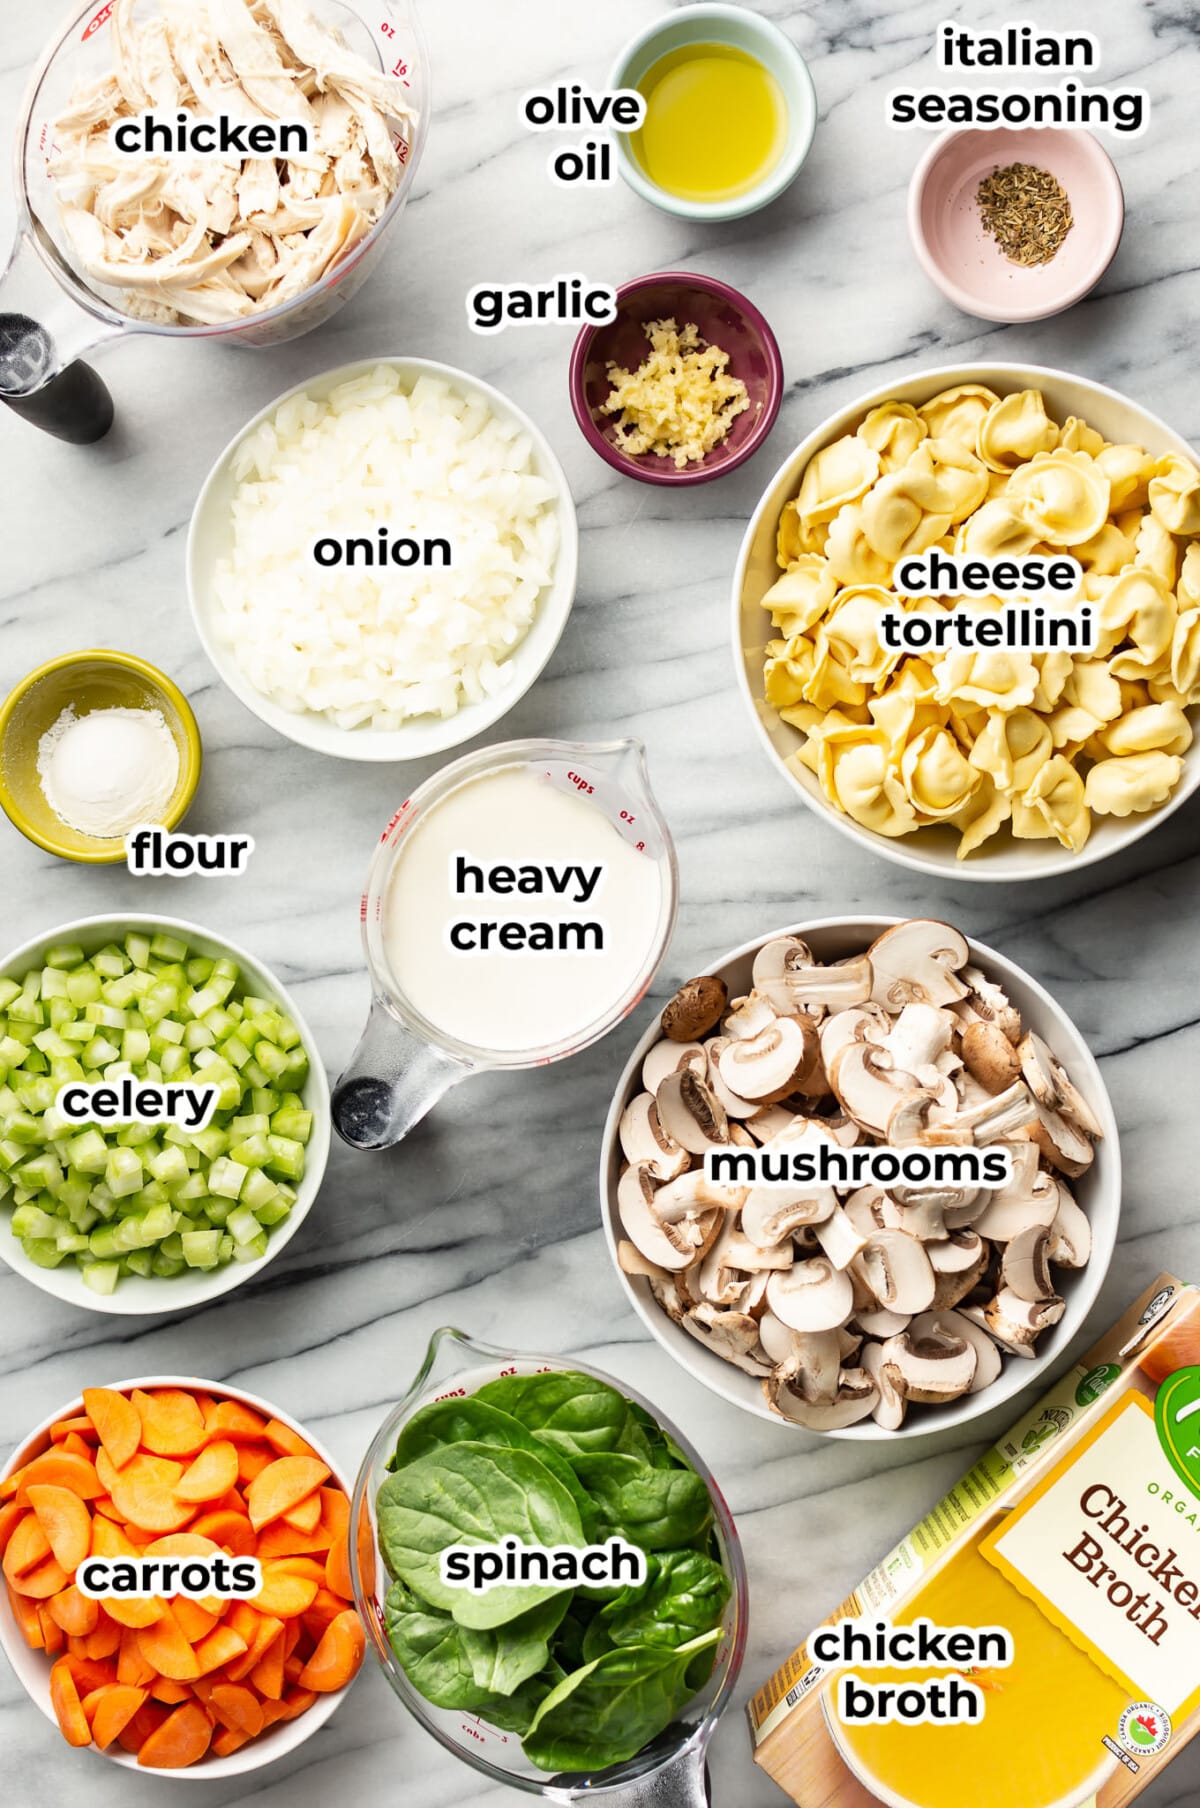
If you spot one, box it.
[0,315,114,444]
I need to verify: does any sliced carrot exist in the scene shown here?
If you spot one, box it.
[59,1433,92,1459]
[15,1449,102,1501]
[2,1512,50,1581]
[282,1489,322,1534]
[27,1484,91,1572]
[205,1400,267,1443]
[6,1580,44,1647]
[208,1681,265,1737]
[91,1513,138,1559]
[100,1593,164,1630]
[273,1555,326,1583]
[236,1443,273,1486]
[149,1676,193,1705]
[14,1554,71,1598]
[250,1628,285,1699]
[134,1389,209,1459]
[118,1626,157,1687]
[325,1527,353,1600]
[91,1495,121,1523]
[110,1454,193,1534]
[189,1509,256,1555]
[277,1686,318,1721]
[83,1388,141,1469]
[175,1440,239,1505]
[39,1605,66,1655]
[137,1605,201,1681]
[298,1609,364,1693]
[48,1585,100,1638]
[303,1585,350,1640]
[173,1597,219,1643]
[262,1418,318,1460]
[212,1726,250,1757]
[85,1614,122,1659]
[95,1447,122,1495]
[193,1624,248,1676]
[117,1700,170,1753]
[50,1657,93,1746]
[84,1682,146,1749]
[51,1415,98,1443]
[0,1499,26,1557]
[141,1531,220,1559]
[284,1652,305,1685]
[247,1455,330,1532]
[136,1699,212,1769]
[251,1562,320,1619]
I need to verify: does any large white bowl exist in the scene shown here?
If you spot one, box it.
[0,915,330,1316]
[188,357,579,763]
[600,917,1121,1437]
[0,1375,358,1777]
[733,363,1200,881]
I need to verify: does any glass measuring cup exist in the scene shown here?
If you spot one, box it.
[332,737,679,1150]
[350,1327,748,1806]
[0,0,429,441]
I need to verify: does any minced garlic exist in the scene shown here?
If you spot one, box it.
[602,318,750,469]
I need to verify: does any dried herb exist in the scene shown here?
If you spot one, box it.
[976,162,1074,266]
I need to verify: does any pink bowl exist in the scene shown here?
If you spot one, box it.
[908,126,1124,323]
[569,271,783,486]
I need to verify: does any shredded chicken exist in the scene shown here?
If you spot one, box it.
[50,0,415,326]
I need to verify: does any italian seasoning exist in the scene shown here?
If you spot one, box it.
[976,161,1074,266]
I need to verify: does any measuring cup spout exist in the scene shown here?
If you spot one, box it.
[332,996,468,1151]
[0,232,117,442]
[564,1730,712,1806]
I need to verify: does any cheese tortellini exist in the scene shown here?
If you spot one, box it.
[761,384,1200,857]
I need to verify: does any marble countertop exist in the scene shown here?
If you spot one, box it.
[3,0,1200,1803]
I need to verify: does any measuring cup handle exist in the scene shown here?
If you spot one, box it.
[0,345,114,443]
[597,1738,711,1808]
[332,997,467,1151]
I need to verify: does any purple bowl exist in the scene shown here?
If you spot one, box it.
[569,271,784,487]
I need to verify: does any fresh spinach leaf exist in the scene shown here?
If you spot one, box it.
[571,1453,713,1550]
[460,1594,570,1696]
[384,1582,565,1728]
[523,1630,722,1773]
[476,1371,642,1459]
[377,1441,584,1628]
[586,1551,730,1660]
[391,1395,598,1536]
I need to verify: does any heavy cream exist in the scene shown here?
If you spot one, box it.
[382,764,663,1054]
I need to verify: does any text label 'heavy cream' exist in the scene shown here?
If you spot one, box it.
[447,854,606,954]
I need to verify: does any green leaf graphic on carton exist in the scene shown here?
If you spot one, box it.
[1128,1713,1158,1747]
[1077,1363,1121,1407]
[1154,1366,1200,1501]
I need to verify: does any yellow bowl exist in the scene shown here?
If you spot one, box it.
[0,651,202,864]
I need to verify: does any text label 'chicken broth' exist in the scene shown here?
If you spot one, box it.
[382,765,663,1053]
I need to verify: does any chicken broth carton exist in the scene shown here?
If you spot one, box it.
[749,1276,1200,1808]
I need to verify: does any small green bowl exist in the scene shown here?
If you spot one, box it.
[609,3,817,222]
[0,650,202,864]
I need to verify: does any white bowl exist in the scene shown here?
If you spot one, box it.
[0,915,330,1316]
[733,363,1200,881]
[0,1375,358,1777]
[188,357,579,763]
[599,917,1121,1437]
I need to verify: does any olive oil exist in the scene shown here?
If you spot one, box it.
[632,42,788,204]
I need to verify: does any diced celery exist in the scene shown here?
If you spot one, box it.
[208,1157,248,1200]
[226,1206,262,1246]
[230,1134,270,1170]
[83,1036,120,1069]
[93,946,128,978]
[23,1238,66,1269]
[270,1106,313,1145]
[232,1231,269,1263]
[40,968,69,1001]
[181,1229,222,1268]
[105,1147,143,1198]
[122,1029,151,1065]
[11,1203,61,1239]
[69,1128,108,1174]
[66,970,102,1007]
[125,1248,154,1277]
[149,1144,190,1186]
[45,943,86,970]
[81,1260,120,1294]
[0,979,21,1012]
[150,934,188,962]
[241,1168,280,1212]
[152,1253,185,1278]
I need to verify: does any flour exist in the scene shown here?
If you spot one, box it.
[37,706,180,840]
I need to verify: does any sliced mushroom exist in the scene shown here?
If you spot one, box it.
[1001,1226,1053,1302]
[819,1004,889,1072]
[617,1239,667,1281]
[755,943,873,1015]
[661,975,729,1043]
[653,1170,748,1218]
[765,1366,878,1429]
[843,1185,890,1236]
[703,1038,766,1120]
[1046,1184,1092,1268]
[854,1230,937,1316]
[880,1324,977,1403]
[1018,1032,1104,1139]
[718,1017,819,1104]
[741,1181,837,1246]
[955,965,1023,1043]
[744,1103,801,1144]
[724,1234,794,1272]
[761,1320,845,1403]
[830,1041,922,1136]
[618,1164,719,1272]
[929,1232,989,1309]
[882,1195,948,1241]
[960,1020,1022,1094]
[655,1069,729,1154]
[882,1003,954,1075]
[978,1288,1065,1356]
[854,1305,911,1339]
[886,1090,965,1148]
[860,1340,908,1430]
[1023,1102,1096,1178]
[698,1221,752,1309]
[722,992,779,1041]
[618,1093,691,1181]
[680,1305,773,1377]
[869,920,969,1011]
[952,1080,1038,1142]
[766,1258,855,1333]
[910,1309,1003,1394]
[815,1205,869,1271]
[641,1039,706,1094]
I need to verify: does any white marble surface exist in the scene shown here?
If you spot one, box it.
[2,0,1200,1803]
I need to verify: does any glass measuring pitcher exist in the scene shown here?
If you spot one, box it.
[332,737,678,1151]
[350,1327,749,1806]
[0,0,429,441]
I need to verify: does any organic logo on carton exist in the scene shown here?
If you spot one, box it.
[1118,1701,1171,1757]
[1153,1366,1200,1500]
